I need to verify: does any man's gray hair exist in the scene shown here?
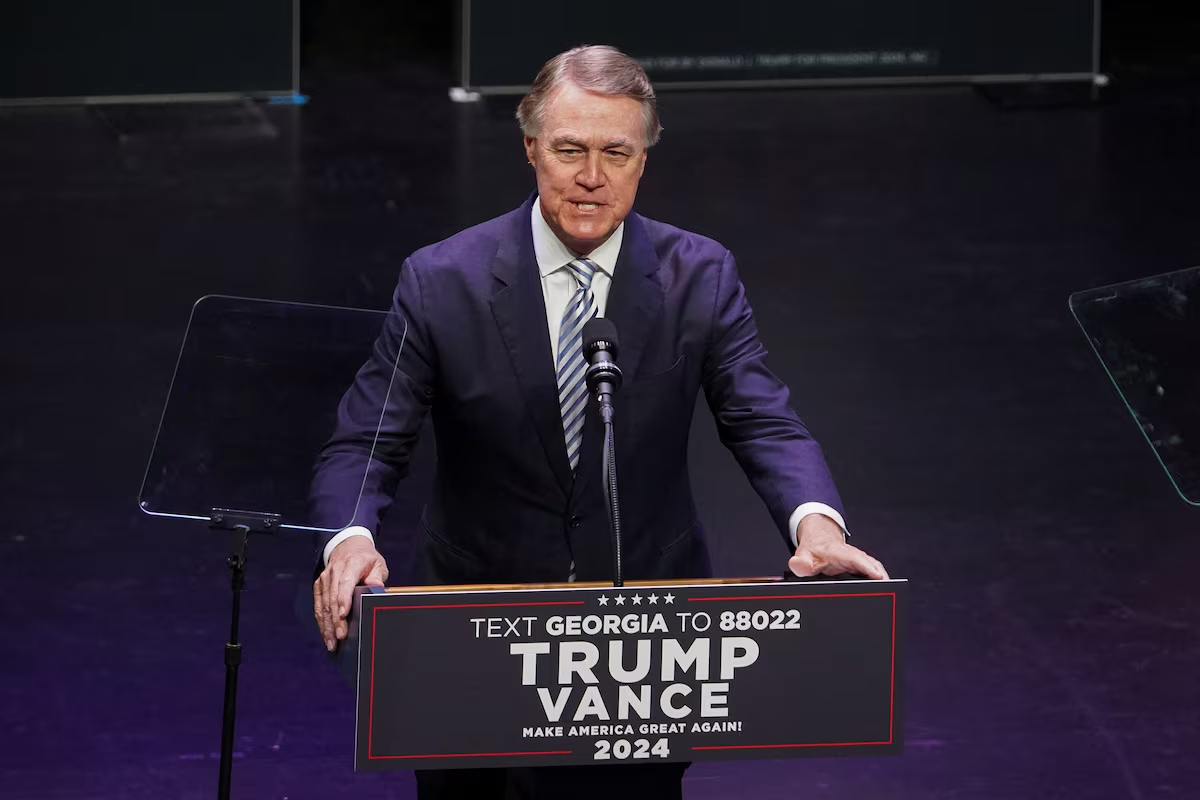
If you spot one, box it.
[517,45,663,148]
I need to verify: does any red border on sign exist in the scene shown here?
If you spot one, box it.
[687,592,896,601]
[367,599,586,761]
[693,740,892,751]
[686,591,898,751]
[370,749,574,760]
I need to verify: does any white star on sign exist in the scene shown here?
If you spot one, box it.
[597,595,609,606]
[615,595,626,606]
[632,594,642,605]
[664,593,675,604]
[648,594,659,604]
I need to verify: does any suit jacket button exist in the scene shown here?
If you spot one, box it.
[569,516,581,528]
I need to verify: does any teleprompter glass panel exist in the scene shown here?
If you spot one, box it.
[1070,266,1200,506]
[139,296,408,531]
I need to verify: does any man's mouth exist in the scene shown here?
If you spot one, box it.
[573,202,600,211]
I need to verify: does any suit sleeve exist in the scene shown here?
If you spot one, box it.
[700,249,845,547]
[308,257,437,552]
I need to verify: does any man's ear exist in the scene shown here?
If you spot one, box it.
[524,136,537,166]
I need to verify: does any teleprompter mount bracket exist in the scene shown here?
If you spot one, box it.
[209,507,282,533]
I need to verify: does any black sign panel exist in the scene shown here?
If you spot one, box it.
[0,0,294,101]
[356,579,906,770]
[461,1,1095,91]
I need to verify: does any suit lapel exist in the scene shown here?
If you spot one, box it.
[490,198,574,497]
[603,212,663,383]
[574,212,664,497]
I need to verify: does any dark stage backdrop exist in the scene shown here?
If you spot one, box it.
[459,0,1098,91]
[1,0,295,102]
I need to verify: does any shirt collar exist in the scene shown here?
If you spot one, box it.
[532,197,624,278]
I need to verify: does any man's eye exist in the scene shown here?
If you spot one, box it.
[559,149,582,156]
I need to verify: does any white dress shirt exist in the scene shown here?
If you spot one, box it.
[531,199,623,362]
[323,199,846,564]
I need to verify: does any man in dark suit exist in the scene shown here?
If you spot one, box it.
[311,44,888,799]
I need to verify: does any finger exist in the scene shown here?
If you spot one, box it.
[322,575,342,649]
[868,556,890,581]
[843,548,887,580]
[787,554,809,577]
[364,560,387,587]
[334,560,361,617]
[312,578,324,635]
[333,559,366,640]
[313,575,335,651]
[788,553,818,577]
[837,548,887,580]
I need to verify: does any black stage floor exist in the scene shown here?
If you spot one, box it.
[2,69,1199,798]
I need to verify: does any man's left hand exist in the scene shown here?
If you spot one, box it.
[788,514,889,580]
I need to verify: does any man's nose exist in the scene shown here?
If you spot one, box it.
[576,153,606,190]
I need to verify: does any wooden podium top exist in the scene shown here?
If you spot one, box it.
[381,576,792,594]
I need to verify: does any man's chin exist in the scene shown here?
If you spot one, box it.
[560,221,615,253]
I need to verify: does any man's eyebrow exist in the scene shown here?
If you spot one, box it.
[547,136,636,150]
[549,136,587,148]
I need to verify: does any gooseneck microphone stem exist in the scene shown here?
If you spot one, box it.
[601,402,623,588]
[582,318,625,589]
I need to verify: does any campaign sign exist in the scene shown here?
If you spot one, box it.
[355,579,906,770]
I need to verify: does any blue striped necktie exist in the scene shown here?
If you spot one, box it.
[557,258,599,472]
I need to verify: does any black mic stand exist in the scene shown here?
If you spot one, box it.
[209,508,280,800]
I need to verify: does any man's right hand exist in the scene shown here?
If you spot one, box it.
[313,537,389,652]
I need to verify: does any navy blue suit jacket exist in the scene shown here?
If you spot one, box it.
[310,196,843,584]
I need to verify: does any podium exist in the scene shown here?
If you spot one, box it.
[141,294,907,788]
[343,576,907,770]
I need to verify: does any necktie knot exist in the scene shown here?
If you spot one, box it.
[568,258,597,292]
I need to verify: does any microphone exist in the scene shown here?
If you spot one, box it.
[583,318,623,419]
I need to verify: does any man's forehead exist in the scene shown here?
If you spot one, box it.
[540,85,643,140]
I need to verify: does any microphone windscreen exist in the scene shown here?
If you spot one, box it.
[583,317,620,358]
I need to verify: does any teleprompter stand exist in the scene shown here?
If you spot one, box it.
[209,509,280,800]
[138,296,406,799]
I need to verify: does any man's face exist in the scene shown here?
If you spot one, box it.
[524,82,648,255]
